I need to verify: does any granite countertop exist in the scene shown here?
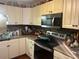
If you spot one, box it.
[0,34,78,59]
[54,40,73,58]
[0,35,37,41]
[63,42,79,59]
[70,48,79,59]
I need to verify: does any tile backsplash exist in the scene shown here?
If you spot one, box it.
[7,25,79,36]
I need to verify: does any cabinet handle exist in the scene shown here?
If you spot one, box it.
[72,25,78,27]
[7,45,10,47]
[49,11,52,13]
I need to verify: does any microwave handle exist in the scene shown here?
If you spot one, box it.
[52,17,55,23]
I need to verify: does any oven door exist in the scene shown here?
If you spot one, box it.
[34,44,53,59]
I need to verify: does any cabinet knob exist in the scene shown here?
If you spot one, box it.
[72,25,78,27]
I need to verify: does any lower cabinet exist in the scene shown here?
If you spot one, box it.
[0,38,26,59]
[19,38,26,55]
[25,38,29,56]
[0,37,34,59]
[9,39,19,58]
[0,41,9,59]
[28,39,34,59]
[54,50,73,59]
[25,37,34,59]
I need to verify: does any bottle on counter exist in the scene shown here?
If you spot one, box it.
[70,33,79,48]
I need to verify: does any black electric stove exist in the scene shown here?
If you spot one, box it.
[34,31,66,59]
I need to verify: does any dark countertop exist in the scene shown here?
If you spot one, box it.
[63,42,79,59]
[70,48,79,59]
[0,35,37,41]
[54,39,74,58]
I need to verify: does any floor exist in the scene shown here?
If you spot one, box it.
[12,54,30,59]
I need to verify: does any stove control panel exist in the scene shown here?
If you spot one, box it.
[46,31,66,40]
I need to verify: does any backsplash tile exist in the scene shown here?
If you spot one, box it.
[7,25,79,36]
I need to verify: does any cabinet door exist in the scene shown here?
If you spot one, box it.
[45,1,53,14]
[40,1,53,15]
[53,0,63,13]
[9,39,19,58]
[25,38,34,59]
[0,41,9,59]
[71,0,79,29]
[0,4,7,15]
[7,6,16,24]
[23,8,32,25]
[7,6,22,25]
[19,38,26,55]
[32,6,41,25]
[28,39,34,59]
[40,4,46,15]
[63,0,73,28]
[25,38,30,56]
[14,7,23,24]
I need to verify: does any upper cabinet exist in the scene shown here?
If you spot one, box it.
[32,6,41,25]
[40,1,54,15]
[40,0,63,15]
[23,8,32,25]
[53,0,64,13]
[0,4,7,15]
[7,6,23,25]
[63,0,79,29]
[14,7,23,24]
[31,0,64,25]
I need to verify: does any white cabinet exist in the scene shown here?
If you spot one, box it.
[7,6,16,24]
[40,1,54,15]
[28,39,34,59]
[63,0,79,29]
[19,38,26,55]
[54,50,73,59]
[53,0,64,13]
[70,0,79,29]
[40,0,63,15]
[25,38,29,56]
[0,4,7,15]
[32,6,41,25]
[23,8,32,25]
[14,7,23,24]
[0,39,19,59]
[0,41,9,59]
[7,6,23,25]
[9,39,19,58]
[0,38,26,59]
[25,38,34,59]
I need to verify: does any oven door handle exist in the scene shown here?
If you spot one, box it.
[35,43,52,52]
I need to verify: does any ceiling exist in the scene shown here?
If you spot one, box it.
[0,0,52,8]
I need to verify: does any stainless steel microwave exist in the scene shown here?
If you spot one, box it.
[41,13,62,28]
